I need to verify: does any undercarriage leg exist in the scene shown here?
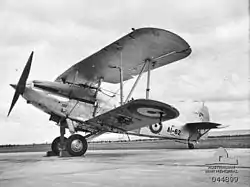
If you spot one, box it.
[60,125,66,150]
[50,124,67,156]
[187,139,195,149]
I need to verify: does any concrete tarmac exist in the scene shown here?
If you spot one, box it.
[0,149,249,187]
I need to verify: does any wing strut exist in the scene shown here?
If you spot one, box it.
[119,49,124,105]
[146,59,151,99]
[125,61,148,103]
[92,78,103,117]
[125,49,190,102]
[125,58,153,103]
[109,44,124,105]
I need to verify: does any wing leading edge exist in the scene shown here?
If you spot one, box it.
[55,27,191,84]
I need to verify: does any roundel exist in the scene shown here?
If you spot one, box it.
[149,123,163,134]
[137,107,164,118]
[127,99,180,121]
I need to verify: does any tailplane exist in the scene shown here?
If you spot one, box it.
[185,101,227,146]
[194,101,210,139]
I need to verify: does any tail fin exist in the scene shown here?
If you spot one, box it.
[186,102,227,141]
[193,101,210,139]
[194,101,210,122]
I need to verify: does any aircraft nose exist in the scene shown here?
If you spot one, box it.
[10,84,17,90]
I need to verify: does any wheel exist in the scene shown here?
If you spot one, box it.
[51,136,67,155]
[66,134,88,156]
[188,142,195,149]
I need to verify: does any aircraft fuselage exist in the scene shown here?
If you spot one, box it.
[11,81,209,145]
[139,122,190,140]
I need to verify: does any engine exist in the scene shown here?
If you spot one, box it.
[33,80,96,104]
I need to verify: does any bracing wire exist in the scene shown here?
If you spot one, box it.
[96,80,129,115]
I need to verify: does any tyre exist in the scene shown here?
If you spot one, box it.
[188,142,195,149]
[51,136,67,155]
[66,134,88,156]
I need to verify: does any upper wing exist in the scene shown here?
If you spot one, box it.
[55,27,191,84]
[82,99,179,133]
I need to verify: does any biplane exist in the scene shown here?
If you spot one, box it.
[8,27,192,156]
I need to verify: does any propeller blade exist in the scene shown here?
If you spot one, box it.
[17,51,33,94]
[7,89,20,116]
[7,51,34,116]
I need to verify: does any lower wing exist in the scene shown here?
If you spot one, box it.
[75,99,179,136]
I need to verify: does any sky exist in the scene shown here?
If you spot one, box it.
[0,0,249,144]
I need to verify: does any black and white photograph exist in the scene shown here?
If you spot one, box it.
[0,0,249,186]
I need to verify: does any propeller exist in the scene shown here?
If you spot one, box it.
[7,51,34,116]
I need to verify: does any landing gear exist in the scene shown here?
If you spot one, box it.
[51,136,67,155]
[50,134,88,157]
[49,119,88,157]
[66,134,88,156]
[188,142,195,149]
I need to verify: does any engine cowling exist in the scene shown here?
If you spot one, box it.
[33,80,96,104]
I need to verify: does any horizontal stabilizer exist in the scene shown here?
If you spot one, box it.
[185,122,226,130]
